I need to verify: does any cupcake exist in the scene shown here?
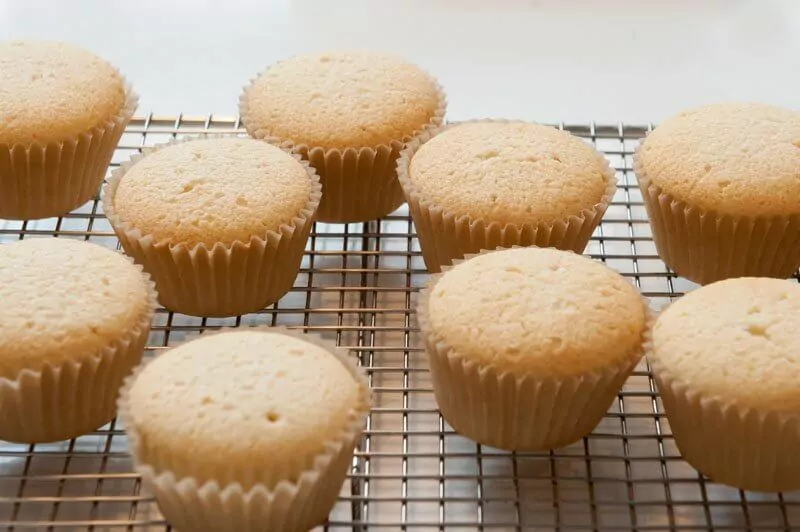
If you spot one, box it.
[649,277,800,492]
[239,50,446,223]
[398,120,617,272]
[0,238,155,443]
[635,103,800,285]
[0,40,137,220]
[104,136,321,317]
[418,247,649,450]
[119,327,371,532]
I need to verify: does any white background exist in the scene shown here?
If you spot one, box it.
[1,0,798,125]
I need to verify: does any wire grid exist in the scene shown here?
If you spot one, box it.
[0,116,798,532]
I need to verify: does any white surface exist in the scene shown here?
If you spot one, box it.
[1,0,799,124]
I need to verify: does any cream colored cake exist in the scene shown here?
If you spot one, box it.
[239,50,445,223]
[0,238,151,379]
[0,238,154,443]
[0,40,126,145]
[638,103,800,217]
[0,40,135,221]
[409,121,611,226]
[652,278,800,411]
[649,277,800,491]
[125,330,365,489]
[105,137,320,317]
[420,247,648,450]
[399,121,615,271]
[241,50,441,150]
[635,103,800,284]
[112,138,313,248]
[427,247,646,376]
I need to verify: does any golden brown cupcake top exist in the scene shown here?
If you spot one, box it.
[638,103,800,217]
[242,50,441,150]
[425,247,647,377]
[112,138,313,248]
[0,40,126,145]
[0,238,152,380]
[408,122,612,226]
[652,277,800,413]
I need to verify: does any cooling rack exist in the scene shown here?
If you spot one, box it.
[1,115,798,531]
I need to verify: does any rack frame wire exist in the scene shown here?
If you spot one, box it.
[0,115,798,531]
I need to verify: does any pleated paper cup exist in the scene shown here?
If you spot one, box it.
[103,136,322,318]
[417,251,652,451]
[0,265,155,443]
[398,120,618,273]
[239,70,447,223]
[0,81,138,221]
[118,326,372,532]
[634,146,800,285]
[648,343,800,492]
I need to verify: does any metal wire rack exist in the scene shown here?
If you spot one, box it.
[1,115,799,531]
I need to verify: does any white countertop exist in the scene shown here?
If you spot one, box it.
[1,0,798,125]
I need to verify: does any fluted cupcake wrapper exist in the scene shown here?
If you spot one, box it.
[118,326,372,532]
[397,120,618,273]
[417,248,652,451]
[0,80,138,220]
[0,264,155,443]
[634,146,800,285]
[239,69,447,223]
[648,346,800,492]
[103,135,322,318]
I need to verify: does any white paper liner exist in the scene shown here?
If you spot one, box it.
[0,263,155,443]
[103,135,323,318]
[239,65,447,223]
[118,326,372,532]
[397,119,618,273]
[417,248,652,451]
[634,144,800,285]
[0,79,138,220]
[647,335,800,492]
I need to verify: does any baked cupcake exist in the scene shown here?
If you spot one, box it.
[0,238,155,443]
[398,120,617,272]
[104,136,321,317]
[119,328,371,532]
[0,40,137,220]
[649,277,800,491]
[418,247,649,450]
[635,103,800,285]
[239,50,446,223]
